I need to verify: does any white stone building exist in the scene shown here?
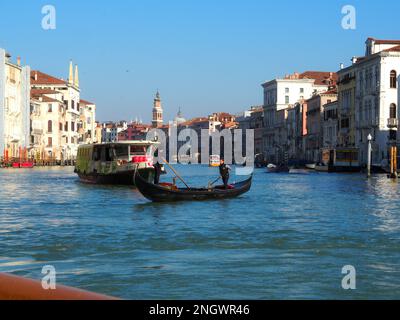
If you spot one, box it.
[101,121,128,142]
[30,89,67,161]
[262,71,336,163]
[0,49,30,160]
[30,62,84,160]
[343,38,400,166]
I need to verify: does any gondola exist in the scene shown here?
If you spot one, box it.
[134,171,253,202]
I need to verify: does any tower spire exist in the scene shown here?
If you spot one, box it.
[68,60,73,84]
[152,91,163,128]
[74,64,79,88]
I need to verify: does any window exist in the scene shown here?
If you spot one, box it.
[59,123,63,131]
[300,88,304,94]
[390,103,397,119]
[48,120,52,133]
[64,122,68,131]
[48,137,52,147]
[285,96,289,104]
[285,88,289,94]
[71,100,75,110]
[390,70,397,88]
[47,104,52,112]
[71,122,75,131]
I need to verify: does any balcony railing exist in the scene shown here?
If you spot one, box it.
[387,118,399,129]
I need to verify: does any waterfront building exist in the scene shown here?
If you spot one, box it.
[286,102,307,163]
[262,71,337,163]
[236,106,264,158]
[30,62,82,160]
[118,122,151,141]
[78,99,96,144]
[94,122,102,144]
[30,89,67,161]
[0,49,31,160]
[339,38,400,167]
[101,121,128,142]
[336,63,358,167]
[321,100,339,164]
[304,89,338,162]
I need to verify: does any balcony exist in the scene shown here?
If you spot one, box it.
[387,118,399,129]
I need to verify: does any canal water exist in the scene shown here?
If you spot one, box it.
[1,166,400,299]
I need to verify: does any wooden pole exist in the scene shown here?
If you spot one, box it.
[161,157,190,189]
[393,146,397,178]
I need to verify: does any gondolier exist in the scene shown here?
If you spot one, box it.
[219,159,231,189]
[153,161,162,184]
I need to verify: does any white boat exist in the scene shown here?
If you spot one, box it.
[305,163,316,170]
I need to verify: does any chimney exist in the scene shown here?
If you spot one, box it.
[34,71,38,81]
[351,56,358,64]
[340,63,344,70]
[17,56,21,66]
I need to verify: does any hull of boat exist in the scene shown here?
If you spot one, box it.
[315,165,329,172]
[135,173,252,202]
[78,168,154,186]
[305,164,316,170]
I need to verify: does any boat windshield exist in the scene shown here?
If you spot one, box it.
[130,145,148,155]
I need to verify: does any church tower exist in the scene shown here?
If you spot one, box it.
[152,91,163,128]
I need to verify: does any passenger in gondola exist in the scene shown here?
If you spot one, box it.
[153,161,162,185]
[219,159,231,189]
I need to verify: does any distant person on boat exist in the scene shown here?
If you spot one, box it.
[219,159,231,189]
[154,161,162,184]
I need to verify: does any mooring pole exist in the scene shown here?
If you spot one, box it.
[367,134,372,178]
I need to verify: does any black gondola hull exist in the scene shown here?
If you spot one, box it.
[134,173,252,202]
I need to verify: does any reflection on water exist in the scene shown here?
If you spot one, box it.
[1,166,400,299]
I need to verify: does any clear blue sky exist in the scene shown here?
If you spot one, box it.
[1,0,399,122]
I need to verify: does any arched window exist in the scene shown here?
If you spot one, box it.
[390,104,397,119]
[48,120,52,133]
[390,70,397,88]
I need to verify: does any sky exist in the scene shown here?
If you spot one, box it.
[1,0,399,123]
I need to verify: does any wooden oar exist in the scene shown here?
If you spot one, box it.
[161,157,190,189]
[209,176,221,187]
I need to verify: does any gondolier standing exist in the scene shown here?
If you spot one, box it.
[219,159,231,189]
[153,161,162,184]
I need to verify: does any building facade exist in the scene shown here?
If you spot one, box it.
[0,49,31,160]
[262,71,337,163]
[30,89,67,161]
[305,90,338,162]
[339,38,400,166]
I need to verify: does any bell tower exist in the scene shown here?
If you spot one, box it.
[152,91,163,128]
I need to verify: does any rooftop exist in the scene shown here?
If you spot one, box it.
[31,70,67,85]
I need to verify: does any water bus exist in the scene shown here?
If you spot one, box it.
[75,141,159,185]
